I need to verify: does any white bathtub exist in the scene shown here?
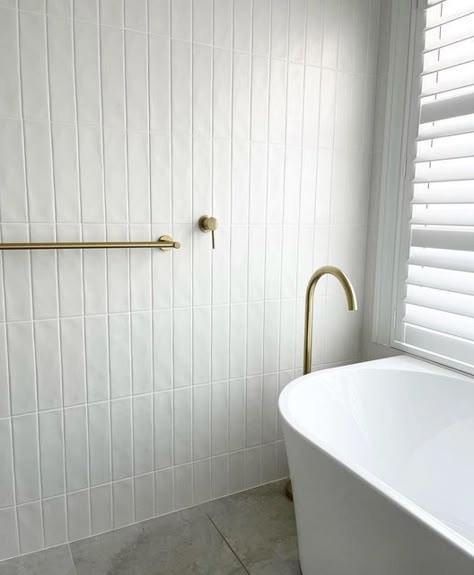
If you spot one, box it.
[279,356,474,574]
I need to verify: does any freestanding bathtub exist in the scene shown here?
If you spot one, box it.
[279,356,474,574]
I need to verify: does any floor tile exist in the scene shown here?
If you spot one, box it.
[203,480,300,574]
[70,507,247,575]
[0,545,76,575]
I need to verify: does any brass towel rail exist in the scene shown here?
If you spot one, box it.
[0,235,181,252]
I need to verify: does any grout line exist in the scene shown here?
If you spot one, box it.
[204,512,252,575]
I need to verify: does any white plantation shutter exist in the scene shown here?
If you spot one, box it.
[395,0,474,373]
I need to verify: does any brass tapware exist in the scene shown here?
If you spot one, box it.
[198,215,218,249]
[286,266,358,502]
[0,235,181,252]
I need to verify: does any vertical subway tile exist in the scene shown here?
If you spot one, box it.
[100,0,123,27]
[192,137,212,222]
[193,384,210,460]
[253,0,271,55]
[17,501,43,555]
[213,49,232,139]
[0,120,27,222]
[174,387,192,465]
[172,225,192,307]
[231,141,250,224]
[67,490,91,542]
[269,60,287,146]
[263,300,280,374]
[155,468,173,516]
[106,229,129,313]
[101,26,125,130]
[247,301,264,376]
[74,21,100,125]
[64,405,89,492]
[233,52,251,141]
[149,36,170,133]
[211,306,229,382]
[125,0,146,31]
[233,0,251,51]
[109,313,132,399]
[149,0,170,36]
[0,508,19,561]
[88,402,111,486]
[60,317,86,407]
[154,390,173,470]
[193,232,212,307]
[229,378,245,451]
[213,140,232,226]
[174,463,192,510]
[286,63,305,147]
[57,226,83,317]
[262,373,278,443]
[90,484,112,535]
[271,0,288,59]
[104,132,127,222]
[171,0,191,41]
[52,125,80,222]
[153,309,172,391]
[0,8,20,117]
[230,227,248,303]
[39,410,65,499]
[113,478,134,528]
[172,133,192,223]
[150,137,171,226]
[214,0,232,49]
[249,143,268,225]
[248,227,265,301]
[13,414,40,504]
[35,320,61,410]
[193,307,211,386]
[134,473,155,522]
[42,496,67,548]
[24,122,54,222]
[244,446,261,488]
[193,459,211,504]
[211,455,228,498]
[193,0,212,44]
[8,322,36,415]
[246,376,262,447]
[74,0,97,21]
[0,419,15,509]
[211,381,228,456]
[288,0,306,62]
[229,303,247,379]
[0,327,8,419]
[171,40,191,135]
[126,31,148,132]
[79,127,104,223]
[131,311,153,395]
[261,442,278,483]
[111,397,133,480]
[264,226,282,299]
[212,227,230,305]
[133,394,154,475]
[251,56,269,143]
[229,450,245,494]
[173,307,192,388]
[48,16,75,124]
[306,0,323,65]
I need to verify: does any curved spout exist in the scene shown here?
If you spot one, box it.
[303,266,358,375]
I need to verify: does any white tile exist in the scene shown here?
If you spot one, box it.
[74,21,100,125]
[48,16,75,123]
[297,225,315,297]
[264,226,282,299]
[67,490,91,542]
[281,225,298,298]
[151,133,172,224]
[193,384,210,460]
[60,318,86,407]
[64,405,88,492]
[171,40,191,135]
[229,378,245,452]
[266,147,285,225]
[12,414,40,504]
[0,328,8,419]
[173,226,193,307]
[315,148,332,224]
[100,0,123,27]
[171,0,191,40]
[306,0,323,65]
[322,0,340,69]
[211,306,229,382]
[263,300,280,374]
[233,0,251,51]
[57,227,83,317]
[47,0,72,17]
[214,0,232,49]
[126,32,148,132]
[106,227,129,312]
[261,442,278,482]
[213,140,232,226]
[211,226,230,305]
[101,27,125,130]
[253,0,271,55]
[149,36,170,133]
[113,478,134,528]
[85,315,109,402]
[8,323,36,415]
[103,128,127,221]
[251,56,269,143]
[149,0,169,35]
[79,127,104,223]
[155,468,173,515]
[24,122,54,222]
[173,307,192,388]
[338,0,355,72]
[42,496,67,547]
[192,45,212,138]
[17,501,43,554]
[39,410,65,499]
[286,64,304,148]
[244,446,260,488]
[229,303,247,379]
[249,144,267,225]
[192,137,212,223]
[247,302,264,376]
[231,141,250,224]
[153,309,172,391]
[248,227,265,301]
[30,229,58,319]
[19,12,48,121]
[262,373,278,443]
[193,0,212,44]
[154,390,173,470]
[283,148,301,225]
[230,226,248,303]
[211,381,228,455]
[193,307,211,385]
[271,0,288,59]
[0,8,20,117]
[319,68,337,149]
[269,59,287,146]
[213,49,232,139]
[303,66,321,149]
[0,120,27,222]
[246,376,262,447]
[193,231,212,306]
[174,387,192,465]
[88,402,112,486]
[90,484,112,535]
[74,0,97,21]
[134,473,154,521]
[232,52,251,141]
[193,459,211,504]
[133,394,154,475]
[52,125,80,222]
[229,450,244,493]
[300,149,318,227]
[130,238,152,312]
[288,0,306,62]
[125,0,146,31]
[0,419,15,509]
[172,133,192,223]
[174,463,192,509]
[111,397,133,480]
[0,508,19,561]
[211,454,228,498]
[109,314,132,399]
[131,312,153,395]
[279,299,296,371]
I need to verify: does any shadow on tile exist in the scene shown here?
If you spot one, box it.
[0,545,76,575]
[203,480,300,574]
[70,507,246,575]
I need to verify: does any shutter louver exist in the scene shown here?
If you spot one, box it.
[398,0,474,372]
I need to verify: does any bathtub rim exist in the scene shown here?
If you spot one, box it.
[279,355,474,560]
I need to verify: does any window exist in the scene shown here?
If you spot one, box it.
[392,0,474,374]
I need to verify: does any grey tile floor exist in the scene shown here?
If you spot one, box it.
[0,481,300,575]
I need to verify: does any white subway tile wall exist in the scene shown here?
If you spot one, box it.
[0,0,379,560]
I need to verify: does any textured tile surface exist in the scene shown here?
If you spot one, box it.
[0,545,76,575]
[71,508,246,575]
